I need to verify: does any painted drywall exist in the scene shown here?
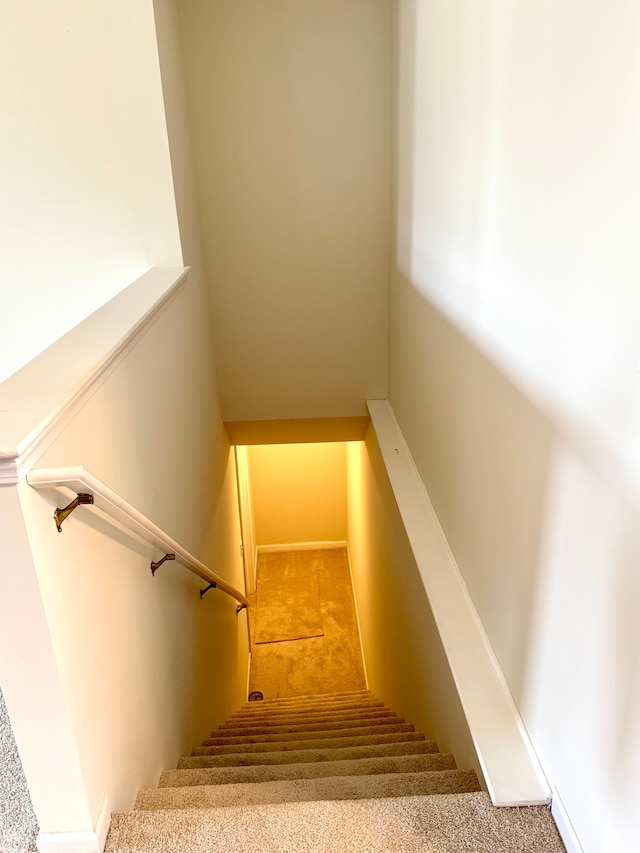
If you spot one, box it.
[16,276,247,827]
[0,0,181,384]
[177,0,390,420]
[247,443,348,546]
[389,2,640,850]
[346,429,483,785]
[0,2,249,836]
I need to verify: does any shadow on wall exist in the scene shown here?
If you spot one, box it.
[347,429,485,786]
[389,275,640,850]
[390,279,556,707]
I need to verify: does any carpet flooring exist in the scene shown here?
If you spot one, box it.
[249,547,367,697]
[254,553,324,643]
[106,691,566,852]
[104,549,566,852]
[0,688,38,853]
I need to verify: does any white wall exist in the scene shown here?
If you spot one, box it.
[247,443,348,546]
[0,0,181,384]
[1,1,250,838]
[177,0,390,420]
[390,2,640,850]
[347,429,483,784]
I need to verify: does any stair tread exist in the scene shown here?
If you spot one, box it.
[218,709,398,729]
[160,752,457,787]
[211,716,407,738]
[180,740,437,769]
[193,730,426,755]
[135,769,480,809]
[202,722,415,746]
[242,690,372,706]
[107,793,566,853]
[234,697,384,712]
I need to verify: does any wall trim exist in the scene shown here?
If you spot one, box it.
[367,399,551,807]
[37,830,102,853]
[94,793,111,853]
[0,267,190,485]
[246,652,253,700]
[551,789,585,853]
[345,543,369,690]
[256,541,347,554]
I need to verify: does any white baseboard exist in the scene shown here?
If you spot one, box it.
[37,794,111,853]
[94,794,111,852]
[551,789,584,853]
[345,543,369,690]
[37,831,102,853]
[256,541,347,554]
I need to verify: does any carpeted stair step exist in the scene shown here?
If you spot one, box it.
[230,703,386,722]
[202,721,415,746]
[179,739,437,769]
[106,793,566,853]
[231,699,385,718]
[160,751,457,788]
[217,708,398,730]
[244,690,373,707]
[210,715,407,738]
[192,729,426,756]
[136,769,481,810]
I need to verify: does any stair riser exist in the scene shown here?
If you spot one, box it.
[236,696,382,711]
[160,752,457,788]
[209,719,406,739]
[202,722,415,746]
[135,769,481,810]
[231,701,385,720]
[192,731,426,756]
[219,709,397,730]
[215,716,403,738]
[179,740,436,769]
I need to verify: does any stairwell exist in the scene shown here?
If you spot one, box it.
[105,691,565,851]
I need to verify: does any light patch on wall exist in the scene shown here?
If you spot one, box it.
[395,0,640,487]
[244,442,350,547]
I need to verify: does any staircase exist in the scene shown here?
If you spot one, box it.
[105,690,566,851]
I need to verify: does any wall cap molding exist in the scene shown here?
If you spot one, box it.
[367,398,551,806]
[0,267,190,485]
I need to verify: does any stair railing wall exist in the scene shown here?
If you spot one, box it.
[0,269,249,852]
[346,400,551,808]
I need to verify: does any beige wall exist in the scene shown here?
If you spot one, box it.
[177,0,390,421]
[247,443,348,546]
[0,0,182,384]
[390,2,640,849]
[17,277,247,824]
[346,429,482,783]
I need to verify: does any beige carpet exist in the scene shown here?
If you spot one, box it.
[255,551,324,643]
[107,793,566,852]
[249,547,367,698]
[106,692,566,852]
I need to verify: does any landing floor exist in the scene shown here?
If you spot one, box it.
[248,546,367,699]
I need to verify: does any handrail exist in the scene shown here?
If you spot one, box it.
[26,466,249,608]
